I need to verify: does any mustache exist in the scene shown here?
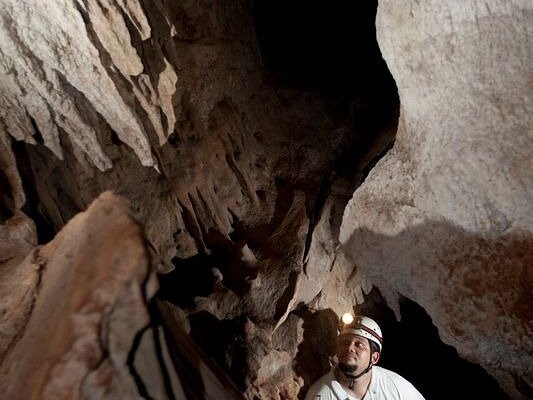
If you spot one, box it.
[341,350,357,357]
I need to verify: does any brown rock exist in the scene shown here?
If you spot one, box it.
[0,192,152,399]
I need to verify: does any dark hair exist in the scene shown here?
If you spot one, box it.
[369,340,380,355]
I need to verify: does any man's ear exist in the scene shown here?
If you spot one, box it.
[371,351,380,365]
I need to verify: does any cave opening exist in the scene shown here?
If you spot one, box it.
[11,140,57,244]
[356,289,509,400]
[253,0,399,178]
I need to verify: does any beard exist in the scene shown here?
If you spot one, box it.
[338,361,359,377]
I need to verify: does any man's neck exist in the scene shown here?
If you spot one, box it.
[334,367,373,399]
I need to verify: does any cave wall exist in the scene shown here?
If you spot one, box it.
[340,1,532,398]
[1,193,157,399]
[0,0,378,307]
[0,0,391,399]
[0,0,531,399]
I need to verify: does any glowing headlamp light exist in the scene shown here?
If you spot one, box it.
[341,312,354,325]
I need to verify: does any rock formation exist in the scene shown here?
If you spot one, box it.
[1,0,392,398]
[0,192,156,399]
[0,0,530,399]
[341,1,532,398]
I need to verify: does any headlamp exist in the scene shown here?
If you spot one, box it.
[341,312,354,325]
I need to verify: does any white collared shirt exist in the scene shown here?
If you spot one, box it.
[304,366,425,400]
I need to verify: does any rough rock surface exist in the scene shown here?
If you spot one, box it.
[3,0,529,398]
[340,1,532,398]
[0,192,155,399]
[0,1,392,398]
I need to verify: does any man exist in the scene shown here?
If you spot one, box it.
[304,315,425,400]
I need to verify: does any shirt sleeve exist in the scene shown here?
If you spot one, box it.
[393,375,425,400]
[304,381,336,400]
[374,367,425,400]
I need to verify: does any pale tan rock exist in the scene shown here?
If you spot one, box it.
[297,196,372,318]
[85,0,144,76]
[0,0,156,169]
[158,58,179,138]
[115,0,151,40]
[0,192,152,399]
[0,249,40,364]
[341,1,533,398]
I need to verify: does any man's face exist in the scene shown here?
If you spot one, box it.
[337,334,375,371]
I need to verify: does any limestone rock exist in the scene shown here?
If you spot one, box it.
[0,192,154,399]
[340,1,532,398]
[0,129,39,360]
[0,2,384,396]
[7,0,520,398]
[0,0,156,169]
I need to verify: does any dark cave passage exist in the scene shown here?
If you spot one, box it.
[252,0,393,93]
[11,140,58,244]
[356,290,509,400]
[252,0,399,178]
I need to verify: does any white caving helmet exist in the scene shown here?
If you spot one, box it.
[340,315,383,353]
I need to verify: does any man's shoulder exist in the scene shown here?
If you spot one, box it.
[373,365,407,382]
[372,366,425,399]
[304,370,336,400]
[306,369,335,391]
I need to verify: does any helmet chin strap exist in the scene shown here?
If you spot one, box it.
[338,359,374,390]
